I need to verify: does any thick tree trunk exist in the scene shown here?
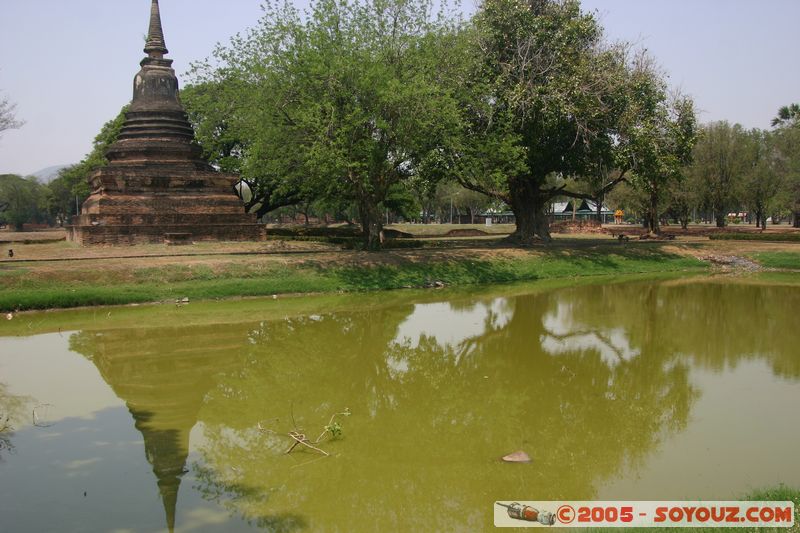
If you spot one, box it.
[715,213,727,228]
[358,200,383,251]
[509,203,551,243]
[507,180,551,244]
[505,178,552,243]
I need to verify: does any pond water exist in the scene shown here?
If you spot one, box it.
[0,277,798,532]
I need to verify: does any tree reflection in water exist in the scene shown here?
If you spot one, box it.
[192,287,698,531]
[68,280,799,531]
[0,383,30,461]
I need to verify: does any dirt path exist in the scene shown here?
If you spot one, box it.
[699,254,763,272]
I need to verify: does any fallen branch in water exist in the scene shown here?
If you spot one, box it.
[258,408,351,457]
[286,431,329,456]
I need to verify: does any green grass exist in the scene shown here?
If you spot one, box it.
[0,247,706,312]
[710,232,800,242]
[331,248,704,291]
[751,251,800,270]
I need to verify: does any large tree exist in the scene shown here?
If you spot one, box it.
[181,79,309,218]
[627,89,697,234]
[444,0,634,242]
[187,0,461,249]
[690,121,750,228]
[0,174,49,230]
[737,129,782,230]
[771,103,800,227]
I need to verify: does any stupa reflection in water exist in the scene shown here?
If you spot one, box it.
[73,321,242,532]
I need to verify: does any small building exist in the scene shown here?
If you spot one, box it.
[476,209,516,225]
[550,200,614,223]
[471,200,614,225]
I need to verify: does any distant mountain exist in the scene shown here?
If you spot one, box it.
[29,164,71,184]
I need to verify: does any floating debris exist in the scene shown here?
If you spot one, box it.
[501,450,531,463]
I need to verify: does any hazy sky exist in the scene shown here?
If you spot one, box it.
[0,0,797,176]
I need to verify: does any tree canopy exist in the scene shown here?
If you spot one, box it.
[443,0,638,241]
[184,0,699,245]
[0,174,50,230]
[186,0,463,248]
[770,102,800,227]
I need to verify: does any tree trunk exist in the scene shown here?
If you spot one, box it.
[647,191,660,234]
[596,196,603,223]
[358,200,383,251]
[680,215,689,230]
[715,213,726,228]
[509,203,551,243]
[754,208,764,230]
[503,179,553,243]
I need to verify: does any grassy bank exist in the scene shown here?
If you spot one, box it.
[0,245,706,312]
[750,251,800,270]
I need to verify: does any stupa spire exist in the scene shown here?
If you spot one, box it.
[144,0,168,57]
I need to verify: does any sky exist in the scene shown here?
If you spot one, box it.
[0,0,798,177]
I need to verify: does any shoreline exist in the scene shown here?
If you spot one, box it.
[1,235,798,313]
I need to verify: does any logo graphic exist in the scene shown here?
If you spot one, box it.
[496,502,556,525]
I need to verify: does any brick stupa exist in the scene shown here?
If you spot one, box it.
[68,0,264,245]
